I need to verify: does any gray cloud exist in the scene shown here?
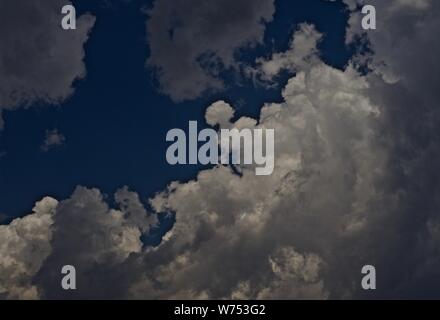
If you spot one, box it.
[249,23,323,82]
[34,186,157,299]
[3,55,386,299]
[136,59,384,299]
[0,0,95,129]
[146,0,275,102]
[345,0,440,99]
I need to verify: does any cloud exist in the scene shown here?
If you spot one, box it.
[1,56,383,299]
[205,101,235,127]
[131,2,440,295]
[256,247,327,299]
[35,186,157,299]
[2,0,440,299]
[41,129,66,152]
[0,0,95,129]
[135,60,384,299]
[343,0,440,95]
[0,213,7,223]
[0,186,157,299]
[251,23,323,82]
[0,197,57,299]
[146,0,275,102]
[337,0,440,297]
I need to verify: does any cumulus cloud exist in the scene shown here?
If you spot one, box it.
[0,197,57,299]
[35,186,158,299]
[140,0,440,299]
[256,247,327,299]
[130,3,440,295]
[0,186,157,299]
[252,23,323,81]
[1,57,384,299]
[205,101,235,127]
[134,61,385,299]
[0,0,95,129]
[336,0,440,297]
[343,0,440,94]
[146,0,275,102]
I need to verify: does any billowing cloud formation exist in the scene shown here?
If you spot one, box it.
[1,56,388,299]
[2,1,440,299]
[0,197,57,299]
[146,0,275,102]
[0,186,157,299]
[136,61,382,299]
[0,0,95,129]
[343,0,440,94]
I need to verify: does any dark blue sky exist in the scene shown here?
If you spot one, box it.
[0,0,351,218]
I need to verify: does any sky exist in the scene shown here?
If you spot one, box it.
[1,0,440,300]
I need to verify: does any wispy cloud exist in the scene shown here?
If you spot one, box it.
[40,129,66,152]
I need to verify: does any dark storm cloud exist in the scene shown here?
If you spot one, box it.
[0,0,95,129]
[146,0,275,102]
